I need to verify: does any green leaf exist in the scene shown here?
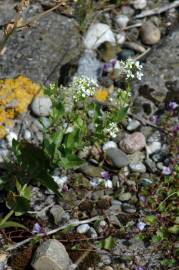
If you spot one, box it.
[100,236,115,250]
[168,225,179,235]
[37,174,60,196]
[13,196,30,213]
[144,215,157,225]
[0,220,28,230]
[60,154,84,169]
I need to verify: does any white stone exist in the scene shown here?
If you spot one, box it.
[84,23,116,50]
[129,162,146,173]
[146,142,161,155]
[6,131,17,147]
[31,239,71,270]
[77,224,90,234]
[103,141,118,151]
[133,0,147,9]
[116,32,126,45]
[31,96,52,117]
[23,130,31,140]
[52,176,68,191]
[105,179,113,189]
[116,15,129,28]
[127,119,140,131]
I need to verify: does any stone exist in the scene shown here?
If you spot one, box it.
[0,253,8,270]
[145,158,157,173]
[116,15,129,28]
[140,21,161,45]
[128,151,145,163]
[80,163,104,177]
[122,203,136,214]
[118,192,132,202]
[127,119,140,131]
[133,0,147,9]
[31,96,52,117]
[0,9,82,83]
[6,131,18,147]
[105,148,129,168]
[129,162,146,173]
[147,131,161,143]
[84,23,115,50]
[117,49,135,61]
[50,205,65,225]
[88,227,98,239]
[140,178,153,186]
[146,142,161,155]
[77,224,90,234]
[116,32,126,45]
[103,141,118,151]
[119,132,146,154]
[23,130,32,140]
[31,239,71,270]
[77,50,101,81]
[121,5,135,17]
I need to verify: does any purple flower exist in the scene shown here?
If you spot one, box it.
[32,223,41,234]
[137,221,146,231]
[111,59,117,67]
[139,195,146,203]
[135,267,145,270]
[101,171,110,179]
[162,166,172,175]
[168,101,178,111]
[150,115,160,125]
[103,63,113,73]
[172,125,179,136]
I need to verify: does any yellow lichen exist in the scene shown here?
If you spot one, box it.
[0,75,42,138]
[95,88,109,103]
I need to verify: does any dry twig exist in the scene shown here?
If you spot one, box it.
[135,0,179,19]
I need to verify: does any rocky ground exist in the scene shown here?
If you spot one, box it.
[0,1,179,270]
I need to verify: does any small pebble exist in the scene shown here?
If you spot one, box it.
[129,162,146,173]
[116,15,129,28]
[117,49,135,61]
[127,119,140,131]
[140,21,161,45]
[133,0,147,9]
[31,96,52,117]
[77,224,90,234]
[120,132,146,154]
[23,130,31,140]
[116,32,126,45]
[122,203,136,213]
[146,141,161,155]
[103,141,118,151]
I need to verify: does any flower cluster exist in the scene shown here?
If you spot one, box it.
[104,122,119,138]
[72,75,98,102]
[0,75,42,138]
[103,58,143,81]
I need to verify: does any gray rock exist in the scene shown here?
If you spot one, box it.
[31,239,71,270]
[127,119,140,131]
[140,178,154,186]
[116,15,129,28]
[116,32,126,45]
[50,205,65,225]
[129,162,146,173]
[140,21,161,45]
[77,50,101,81]
[31,96,52,117]
[121,5,135,17]
[23,129,32,140]
[0,10,82,83]
[122,203,136,213]
[128,151,145,163]
[147,131,161,143]
[146,142,161,155]
[145,158,157,173]
[106,148,129,168]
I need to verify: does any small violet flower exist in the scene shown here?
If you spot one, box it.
[162,166,172,175]
[135,267,145,270]
[101,171,110,179]
[172,125,179,136]
[168,101,178,111]
[139,195,146,203]
[32,223,41,234]
[137,221,146,231]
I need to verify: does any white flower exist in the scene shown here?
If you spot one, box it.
[104,122,119,138]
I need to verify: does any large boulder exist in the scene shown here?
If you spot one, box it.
[0,2,82,83]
